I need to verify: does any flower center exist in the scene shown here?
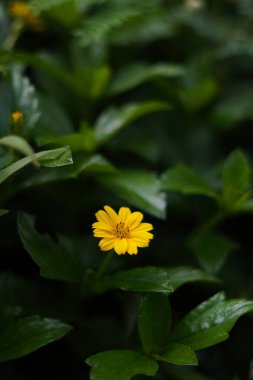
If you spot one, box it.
[115,222,129,238]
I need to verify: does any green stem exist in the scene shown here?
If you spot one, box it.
[3,20,24,51]
[96,252,113,278]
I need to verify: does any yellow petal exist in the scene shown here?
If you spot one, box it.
[93,229,115,238]
[127,239,138,255]
[134,223,153,232]
[132,238,150,247]
[114,238,128,255]
[125,211,143,230]
[118,207,131,223]
[129,231,154,240]
[92,221,114,231]
[96,210,114,226]
[104,205,119,224]
[99,238,115,251]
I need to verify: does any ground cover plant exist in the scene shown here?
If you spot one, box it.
[1,0,253,379]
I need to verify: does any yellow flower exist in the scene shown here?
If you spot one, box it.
[92,205,154,255]
[8,1,44,31]
[11,111,23,124]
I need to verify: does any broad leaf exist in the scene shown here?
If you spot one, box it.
[94,101,169,145]
[162,164,217,199]
[0,316,72,363]
[109,63,185,95]
[154,343,198,366]
[222,149,251,208]
[86,349,158,380]
[0,146,72,184]
[18,213,84,283]
[138,293,171,354]
[169,292,253,350]
[96,169,166,219]
[167,266,219,290]
[104,267,174,294]
[189,232,238,274]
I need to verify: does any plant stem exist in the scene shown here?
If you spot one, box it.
[96,252,113,278]
[3,20,24,51]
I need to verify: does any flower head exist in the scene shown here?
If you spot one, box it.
[8,1,44,31]
[92,205,154,255]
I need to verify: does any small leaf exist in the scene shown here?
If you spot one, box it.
[104,267,174,294]
[96,169,166,219]
[162,164,217,199]
[109,63,185,95]
[138,293,171,354]
[154,343,198,366]
[94,101,169,145]
[0,316,72,363]
[169,292,253,350]
[0,135,39,166]
[0,146,72,184]
[189,232,238,274]
[86,349,159,380]
[222,149,251,208]
[18,213,84,283]
[167,266,219,290]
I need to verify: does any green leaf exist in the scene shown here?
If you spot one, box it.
[167,266,219,290]
[211,88,253,129]
[0,146,72,184]
[96,169,166,219]
[73,66,111,99]
[0,316,72,363]
[86,349,159,380]
[18,153,115,189]
[180,78,218,112]
[11,68,41,134]
[154,343,198,366]
[94,101,170,145]
[0,209,9,216]
[138,293,171,354]
[222,149,251,208]
[104,267,174,294]
[0,135,38,166]
[38,94,74,135]
[75,7,139,48]
[18,213,84,283]
[109,63,185,95]
[169,292,253,350]
[189,232,238,274]
[162,164,217,199]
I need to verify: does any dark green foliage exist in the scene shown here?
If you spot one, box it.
[1,0,253,379]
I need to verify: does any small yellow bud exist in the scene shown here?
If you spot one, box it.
[11,111,24,125]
